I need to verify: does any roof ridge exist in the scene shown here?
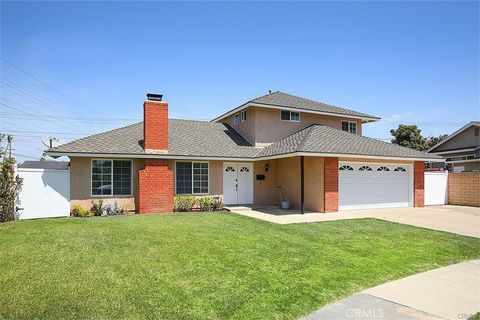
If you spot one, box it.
[297,124,318,152]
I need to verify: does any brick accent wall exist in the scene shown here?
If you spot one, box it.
[448,172,480,207]
[324,157,339,212]
[138,160,174,213]
[144,101,168,152]
[413,161,424,207]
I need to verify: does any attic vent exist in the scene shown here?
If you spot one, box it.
[146,93,163,101]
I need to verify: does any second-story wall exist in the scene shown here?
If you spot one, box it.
[224,106,363,147]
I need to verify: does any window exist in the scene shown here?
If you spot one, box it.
[241,110,247,122]
[339,165,354,171]
[234,113,241,125]
[359,165,372,171]
[280,110,300,122]
[342,121,357,134]
[377,166,390,172]
[92,160,131,196]
[176,162,209,195]
[475,127,479,137]
[394,166,406,172]
[446,155,476,162]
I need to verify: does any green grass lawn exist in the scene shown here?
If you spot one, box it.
[1,213,479,320]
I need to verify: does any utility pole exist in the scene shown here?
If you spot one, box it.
[7,135,13,159]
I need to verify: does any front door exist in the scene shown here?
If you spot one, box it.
[223,162,253,205]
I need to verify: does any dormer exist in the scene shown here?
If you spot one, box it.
[212,91,380,147]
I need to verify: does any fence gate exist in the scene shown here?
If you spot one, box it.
[424,171,448,206]
[17,164,70,220]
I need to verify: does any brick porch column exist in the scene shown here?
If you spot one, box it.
[324,157,339,212]
[138,159,174,214]
[414,161,424,207]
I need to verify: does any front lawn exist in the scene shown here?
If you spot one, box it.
[1,213,479,319]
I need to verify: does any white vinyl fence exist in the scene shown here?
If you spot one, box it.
[424,171,448,206]
[17,167,70,220]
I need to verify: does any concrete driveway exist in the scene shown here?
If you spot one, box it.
[230,205,480,238]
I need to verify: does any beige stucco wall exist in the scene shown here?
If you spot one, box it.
[222,106,363,147]
[223,108,256,144]
[253,160,278,205]
[275,157,301,209]
[70,157,145,212]
[304,157,324,212]
[254,107,362,146]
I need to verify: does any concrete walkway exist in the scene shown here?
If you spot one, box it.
[305,259,480,320]
[229,205,480,238]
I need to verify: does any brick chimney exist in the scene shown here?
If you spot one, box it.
[143,93,168,153]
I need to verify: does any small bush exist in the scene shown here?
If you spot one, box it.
[211,196,223,211]
[91,200,105,216]
[71,204,92,217]
[106,202,128,216]
[174,196,197,212]
[198,196,213,211]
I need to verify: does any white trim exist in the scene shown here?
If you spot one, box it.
[48,151,444,163]
[174,160,209,196]
[341,120,357,134]
[280,110,300,122]
[427,121,480,152]
[240,110,247,122]
[211,101,380,123]
[233,113,241,125]
[90,159,133,197]
[432,147,477,155]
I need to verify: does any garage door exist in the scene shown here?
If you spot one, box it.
[339,162,412,210]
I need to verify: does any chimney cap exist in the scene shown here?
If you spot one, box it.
[146,93,163,101]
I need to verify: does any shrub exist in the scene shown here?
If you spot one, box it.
[90,200,105,216]
[71,204,92,217]
[105,202,128,216]
[211,196,223,211]
[198,196,212,211]
[174,195,197,212]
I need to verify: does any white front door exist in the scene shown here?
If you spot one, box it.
[223,162,253,205]
[338,162,412,210]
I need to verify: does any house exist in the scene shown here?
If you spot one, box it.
[427,121,480,173]
[46,91,443,214]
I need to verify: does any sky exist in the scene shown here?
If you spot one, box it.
[1,1,479,162]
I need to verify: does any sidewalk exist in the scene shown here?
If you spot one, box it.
[305,259,480,320]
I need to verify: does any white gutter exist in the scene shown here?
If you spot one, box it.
[47,151,444,163]
[432,147,478,155]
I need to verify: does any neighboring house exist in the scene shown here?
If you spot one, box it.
[46,91,442,214]
[427,121,480,173]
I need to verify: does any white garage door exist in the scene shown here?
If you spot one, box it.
[339,162,412,211]
[18,168,70,220]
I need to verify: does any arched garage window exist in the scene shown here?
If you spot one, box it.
[377,166,390,172]
[394,167,406,172]
[339,165,354,171]
[359,165,372,171]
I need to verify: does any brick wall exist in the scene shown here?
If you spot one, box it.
[144,101,168,152]
[324,157,339,212]
[448,172,480,207]
[414,161,424,207]
[138,159,174,213]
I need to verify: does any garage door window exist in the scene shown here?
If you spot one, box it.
[359,165,372,171]
[394,167,406,172]
[339,165,354,171]
[377,166,390,172]
[92,160,132,196]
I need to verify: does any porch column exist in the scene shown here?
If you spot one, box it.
[300,156,305,214]
[414,161,425,207]
[324,157,339,212]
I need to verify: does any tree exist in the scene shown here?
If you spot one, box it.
[0,134,23,222]
[425,134,449,150]
[390,125,427,151]
[390,125,448,151]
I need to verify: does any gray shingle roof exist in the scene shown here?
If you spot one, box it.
[250,91,380,120]
[256,124,443,160]
[18,161,70,170]
[48,119,441,160]
[48,119,259,158]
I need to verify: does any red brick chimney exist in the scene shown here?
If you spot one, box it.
[144,93,168,153]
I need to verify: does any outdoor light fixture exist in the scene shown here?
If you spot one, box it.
[265,163,270,172]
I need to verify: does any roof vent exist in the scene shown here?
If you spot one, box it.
[146,93,163,102]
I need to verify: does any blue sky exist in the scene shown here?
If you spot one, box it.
[1,1,479,162]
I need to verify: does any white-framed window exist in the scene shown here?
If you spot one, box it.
[234,113,241,125]
[91,159,132,196]
[280,110,300,122]
[342,121,357,134]
[175,162,209,195]
[241,110,247,122]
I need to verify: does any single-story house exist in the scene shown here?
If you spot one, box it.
[427,121,480,173]
[46,91,443,214]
